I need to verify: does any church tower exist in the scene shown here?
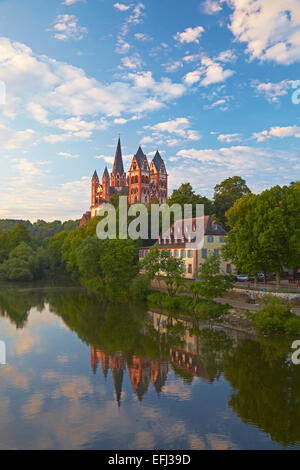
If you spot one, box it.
[90,170,100,218]
[111,137,127,188]
[129,146,150,204]
[150,151,168,204]
[102,166,110,202]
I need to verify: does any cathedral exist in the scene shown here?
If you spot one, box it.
[80,138,168,225]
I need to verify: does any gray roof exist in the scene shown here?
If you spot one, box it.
[135,146,146,168]
[92,170,99,180]
[152,150,163,171]
[112,137,125,176]
[103,166,109,179]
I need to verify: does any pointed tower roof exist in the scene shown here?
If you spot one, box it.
[152,150,163,171]
[112,137,125,176]
[135,146,146,168]
[92,170,99,180]
[103,166,109,179]
[112,368,124,407]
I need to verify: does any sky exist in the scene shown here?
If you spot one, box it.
[0,0,299,221]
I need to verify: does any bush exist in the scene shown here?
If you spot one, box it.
[253,295,300,335]
[285,317,300,335]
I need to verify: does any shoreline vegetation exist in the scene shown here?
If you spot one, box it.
[0,180,299,337]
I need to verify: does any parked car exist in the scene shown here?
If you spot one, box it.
[236,274,249,282]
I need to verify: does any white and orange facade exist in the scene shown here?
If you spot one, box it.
[139,216,235,279]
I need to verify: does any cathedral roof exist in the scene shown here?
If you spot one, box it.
[152,150,163,171]
[103,166,109,179]
[135,146,146,168]
[92,170,99,180]
[112,137,125,176]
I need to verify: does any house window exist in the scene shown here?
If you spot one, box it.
[219,236,225,243]
[202,249,207,258]
[226,264,232,274]
[182,264,186,273]
[188,250,193,258]
[214,249,219,257]
[207,236,214,242]
[174,250,178,257]
[188,264,192,273]
[181,250,185,258]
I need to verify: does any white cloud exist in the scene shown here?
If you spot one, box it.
[63,0,85,5]
[115,38,131,54]
[204,98,228,110]
[252,79,294,103]
[224,0,300,65]
[120,2,145,36]
[176,145,275,170]
[184,55,234,86]
[174,26,205,44]
[114,3,132,11]
[0,123,37,149]
[121,54,142,69]
[253,125,300,141]
[57,152,80,158]
[142,117,201,147]
[217,133,241,142]
[0,38,186,141]
[52,14,88,41]
[134,33,152,41]
[163,60,183,73]
[0,158,90,220]
[203,0,222,15]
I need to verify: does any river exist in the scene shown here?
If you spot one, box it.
[0,285,299,450]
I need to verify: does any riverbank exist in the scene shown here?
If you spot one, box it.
[150,278,300,315]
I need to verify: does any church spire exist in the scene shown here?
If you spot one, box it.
[112,137,124,176]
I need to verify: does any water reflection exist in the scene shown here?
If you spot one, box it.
[0,286,299,450]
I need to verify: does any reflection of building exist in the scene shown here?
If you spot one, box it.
[169,348,220,383]
[151,359,169,395]
[111,353,126,406]
[150,311,221,383]
[129,356,151,401]
[90,311,245,404]
[90,346,168,404]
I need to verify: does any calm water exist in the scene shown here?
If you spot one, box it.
[0,286,299,450]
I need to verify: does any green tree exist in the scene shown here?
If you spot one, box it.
[0,224,31,262]
[189,254,233,302]
[224,185,300,285]
[214,176,251,228]
[167,183,215,216]
[99,239,138,299]
[76,236,104,280]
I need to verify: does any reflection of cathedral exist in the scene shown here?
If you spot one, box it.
[89,312,244,405]
[90,347,168,405]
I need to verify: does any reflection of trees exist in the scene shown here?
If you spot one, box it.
[45,290,185,360]
[194,327,234,381]
[3,287,300,447]
[224,337,300,448]
[0,286,45,328]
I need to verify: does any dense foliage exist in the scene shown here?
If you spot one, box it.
[0,219,79,238]
[252,296,300,335]
[223,184,300,284]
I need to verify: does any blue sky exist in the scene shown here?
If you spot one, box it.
[0,0,299,221]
